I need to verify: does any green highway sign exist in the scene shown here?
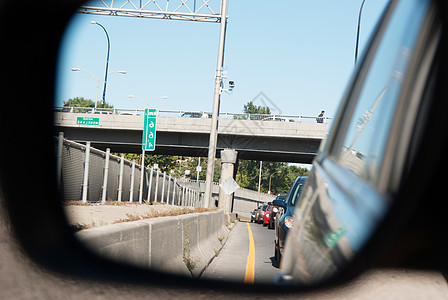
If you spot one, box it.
[142,108,157,151]
[76,117,99,125]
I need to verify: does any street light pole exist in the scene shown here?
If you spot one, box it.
[354,0,366,65]
[71,68,100,108]
[268,170,281,195]
[128,95,168,107]
[203,0,229,208]
[91,21,110,108]
[71,68,126,109]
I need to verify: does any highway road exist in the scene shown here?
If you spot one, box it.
[2,208,448,298]
[202,221,281,284]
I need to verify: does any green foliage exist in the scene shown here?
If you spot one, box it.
[170,156,221,182]
[113,152,308,194]
[64,97,114,109]
[236,161,309,195]
[244,101,271,115]
[113,153,221,182]
[234,101,271,120]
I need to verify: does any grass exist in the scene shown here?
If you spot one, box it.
[112,207,215,224]
[182,221,199,272]
[218,235,225,244]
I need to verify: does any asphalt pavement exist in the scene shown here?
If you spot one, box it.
[2,202,448,299]
[201,221,281,284]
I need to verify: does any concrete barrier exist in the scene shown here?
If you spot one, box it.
[176,214,208,277]
[75,210,229,277]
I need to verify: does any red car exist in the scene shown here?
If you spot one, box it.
[263,203,271,226]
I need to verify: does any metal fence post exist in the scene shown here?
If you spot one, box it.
[167,174,171,203]
[154,168,159,203]
[188,188,191,207]
[139,150,145,204]
[130,159,135,202]
[118,154,124,202]
[172,178,176,205]
[101,148,110,204]
[182,186,186,206]
[56,132,64,190]
[147,167,153,203]
[81,142,91,203]
[161,172,166,203]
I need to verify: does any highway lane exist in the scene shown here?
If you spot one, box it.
[2,209,448,298]
[201,221,281,284]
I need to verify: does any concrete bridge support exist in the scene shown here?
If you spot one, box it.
[218,149,238,213]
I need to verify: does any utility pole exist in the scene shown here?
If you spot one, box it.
[203,0,229,208]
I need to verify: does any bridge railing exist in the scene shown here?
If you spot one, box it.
[53,107,331,123]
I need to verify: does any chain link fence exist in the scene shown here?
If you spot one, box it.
[56,133,203,207]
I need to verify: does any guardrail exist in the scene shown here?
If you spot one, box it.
[54,106,331,123]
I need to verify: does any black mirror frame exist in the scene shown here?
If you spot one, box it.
[2,0,448,296]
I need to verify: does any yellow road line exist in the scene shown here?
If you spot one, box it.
[244,222,255,284]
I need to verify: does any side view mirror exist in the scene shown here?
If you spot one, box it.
[272,199,286,209]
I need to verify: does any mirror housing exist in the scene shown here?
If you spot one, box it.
[273,199,286,209]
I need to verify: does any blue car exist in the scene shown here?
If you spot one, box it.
[273,176,307,266]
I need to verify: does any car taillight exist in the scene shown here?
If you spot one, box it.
[285,217,294,229]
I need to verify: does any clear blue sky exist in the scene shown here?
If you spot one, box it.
[56,0,390,119]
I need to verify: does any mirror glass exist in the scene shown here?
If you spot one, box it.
[55,0,389,285]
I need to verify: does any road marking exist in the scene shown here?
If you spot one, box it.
[244,222,255,284]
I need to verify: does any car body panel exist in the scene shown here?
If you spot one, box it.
[279,0,440,285]
[257,204,268,224]
[273,177,307,265]
[263,204,271,226]
[269,195,285,229]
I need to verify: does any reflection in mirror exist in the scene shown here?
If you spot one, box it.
[280,0,433,285]
[55,0,390,285]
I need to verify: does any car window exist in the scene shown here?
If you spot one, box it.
[289,183,304,207]
[332,0,429,187]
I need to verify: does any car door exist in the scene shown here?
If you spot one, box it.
[280,0,441,285]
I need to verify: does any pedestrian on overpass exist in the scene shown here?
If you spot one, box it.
[316,111,325,123]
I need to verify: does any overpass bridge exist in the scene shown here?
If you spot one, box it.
[54,108,330,163]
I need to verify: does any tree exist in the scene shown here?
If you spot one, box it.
[236,160,309,195]
[113,153,221,182]
[64,97,114,109]
[115,153,177,173]
[234,101,271,120]
[244,101,271,115]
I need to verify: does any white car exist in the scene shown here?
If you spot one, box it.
[261,116,295,122]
